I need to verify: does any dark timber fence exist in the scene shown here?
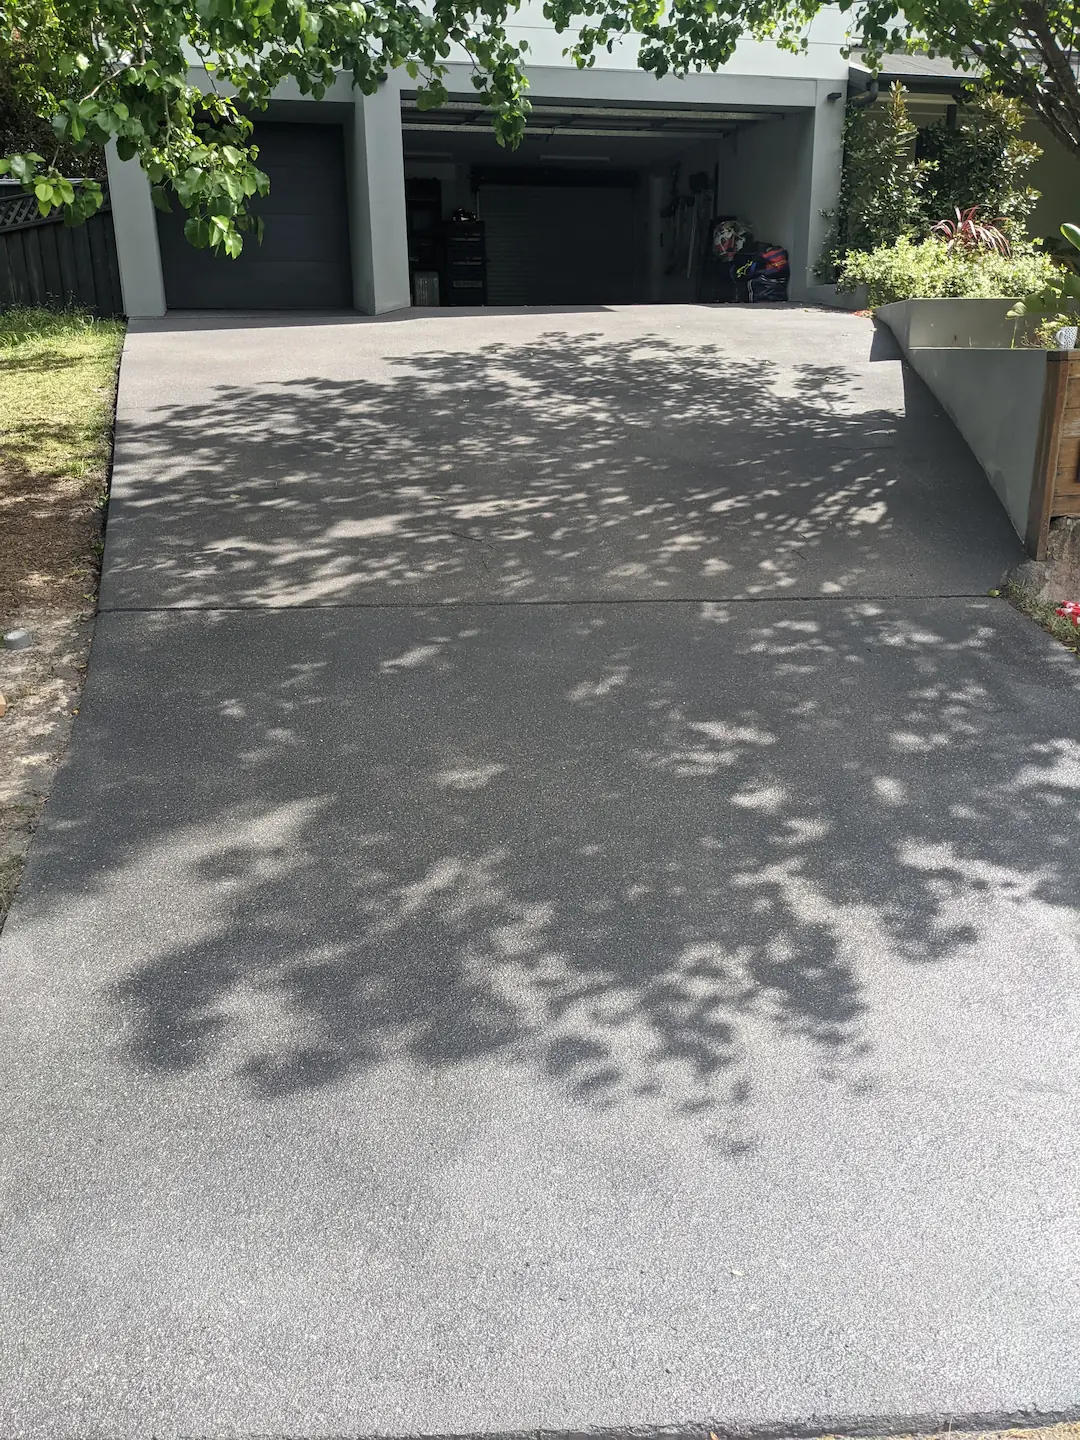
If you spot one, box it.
[0,182,124,317]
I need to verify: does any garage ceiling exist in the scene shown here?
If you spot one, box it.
[401,96,783,165]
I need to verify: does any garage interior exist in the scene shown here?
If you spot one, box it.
[402,96,811,307]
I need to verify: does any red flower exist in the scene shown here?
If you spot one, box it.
[1056,601,1080,626]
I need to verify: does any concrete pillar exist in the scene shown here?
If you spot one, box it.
[347,81,411,314]
[796,81,847,297]
[105,141,166,317]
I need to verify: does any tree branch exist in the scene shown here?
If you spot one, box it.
[1019,0,1080,115]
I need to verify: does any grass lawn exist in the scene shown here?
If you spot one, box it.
[0,307,125,615]
[0,307,125,926]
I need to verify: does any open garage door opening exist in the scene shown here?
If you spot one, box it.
[401,97,810,308]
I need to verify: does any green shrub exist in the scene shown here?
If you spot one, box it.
[919,92,1041,239]
[820,85,1043,279]
[1006,224,1080,347]
[837,236,1059,306]
[1024,314,1078,348]
[821,83,933,274]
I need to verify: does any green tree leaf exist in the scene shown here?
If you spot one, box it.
[4,0,1078,263]
[184,215,210,247]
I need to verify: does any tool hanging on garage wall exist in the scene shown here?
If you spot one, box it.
[684,172,714,282]
[660,167,715,290]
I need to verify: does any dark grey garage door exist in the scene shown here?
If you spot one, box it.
[480,181,636,306]
[157,122,351,309]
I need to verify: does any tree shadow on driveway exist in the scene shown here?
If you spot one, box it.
[103,323,1020,607]
[9,315,1070,1145]
[18,593,1074,1150]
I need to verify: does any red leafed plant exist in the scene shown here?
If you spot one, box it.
[931,207,1011,256]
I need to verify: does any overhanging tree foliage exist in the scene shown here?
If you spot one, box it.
[850,0,1080,157]
[1,0,1078,254]
[556,0,1080,160]
[0,0,540,251]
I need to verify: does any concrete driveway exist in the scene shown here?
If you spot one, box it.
[2,305,1079,1438]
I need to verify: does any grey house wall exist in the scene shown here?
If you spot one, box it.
[1022,118,1080,243]
[345,84,411,315]
[721,114,811,284]
[106,141,167,317]
[720,89,842,299]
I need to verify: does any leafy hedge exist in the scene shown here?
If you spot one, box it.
[838,236,1059,307]
[822,85,1042,279]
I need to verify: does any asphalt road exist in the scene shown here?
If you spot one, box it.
[2,306,1078,1440]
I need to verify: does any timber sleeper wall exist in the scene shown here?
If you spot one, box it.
[1028,350,1080,558]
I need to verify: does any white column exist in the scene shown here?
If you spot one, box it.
[797,81,847,298]
[105,141,167,317]
[348,80,411,314]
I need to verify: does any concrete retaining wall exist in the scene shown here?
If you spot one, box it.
[876,299,1048,541]
[879,297,1026,351]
